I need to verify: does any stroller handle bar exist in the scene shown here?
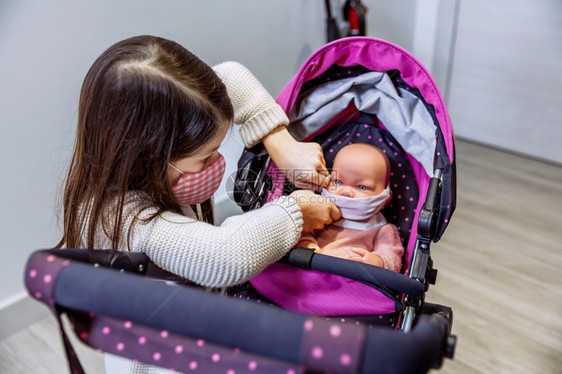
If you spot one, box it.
[281,247,425,298]
[25,249,452,374]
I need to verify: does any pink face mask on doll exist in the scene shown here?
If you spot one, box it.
[321,186,391,220]
[169,153,226,205]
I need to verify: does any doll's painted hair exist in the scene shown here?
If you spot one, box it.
[58,35,233,250]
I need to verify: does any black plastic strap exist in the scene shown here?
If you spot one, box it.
[278,247,315,269]
[47,248,149,275]
[54,306,86,374]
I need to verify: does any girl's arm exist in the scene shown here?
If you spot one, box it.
[261,126,330,190]
[213,61,330,189]
[135,196,303,288]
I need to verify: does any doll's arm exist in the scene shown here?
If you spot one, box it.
[372,224,404,272]
[295,232,319,250]
[348,248,384,267]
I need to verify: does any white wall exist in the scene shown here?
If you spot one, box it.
[447,0,562,164]
[0,0,325,309]
[364,0,416,51]
[0,0,420,314]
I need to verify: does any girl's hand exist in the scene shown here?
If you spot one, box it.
[290,190,340,232]
[263,126,331,190]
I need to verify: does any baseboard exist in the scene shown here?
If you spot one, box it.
[0,292,50,341]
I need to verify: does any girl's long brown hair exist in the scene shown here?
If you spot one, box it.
[57,35,233,250]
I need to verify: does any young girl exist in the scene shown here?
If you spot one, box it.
[56,35,339,373]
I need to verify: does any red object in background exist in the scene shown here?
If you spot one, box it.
[343,0,368,36]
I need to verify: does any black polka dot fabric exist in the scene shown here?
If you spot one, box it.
[300,64,372,94]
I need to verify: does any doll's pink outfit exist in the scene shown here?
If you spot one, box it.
[250,213,403,316]
[301,213,403,272]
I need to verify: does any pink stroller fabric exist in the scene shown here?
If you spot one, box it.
[252,263,397,316]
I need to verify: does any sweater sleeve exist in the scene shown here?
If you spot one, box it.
[132,196,303,288]
[212,61,289,147]
[372,224,404,273]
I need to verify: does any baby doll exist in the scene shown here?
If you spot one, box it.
[295,143,403,272]
[248,143,404,316]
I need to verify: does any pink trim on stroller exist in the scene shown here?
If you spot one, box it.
[276,37,454,160]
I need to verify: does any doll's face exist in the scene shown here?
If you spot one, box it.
[328,143,390,199]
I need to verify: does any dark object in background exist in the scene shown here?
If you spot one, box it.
[324,0,341,42]
[325,0,368,43]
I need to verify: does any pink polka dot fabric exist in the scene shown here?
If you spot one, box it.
[25,251,85,373]
[25,251,71,307]
[25,250,301,374]
[70,314,298,374]
[299,318,365,374]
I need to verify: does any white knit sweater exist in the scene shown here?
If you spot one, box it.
[98,194,302,288]
[212,61,289,147]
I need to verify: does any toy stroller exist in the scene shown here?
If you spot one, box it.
[25,36,456,373]
[232,35,456,329]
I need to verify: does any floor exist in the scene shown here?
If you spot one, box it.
[1,139,561,374]
[426,140,562,373]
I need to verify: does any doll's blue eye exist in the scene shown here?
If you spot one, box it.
[357,185,367,191]
[333,179,342,185]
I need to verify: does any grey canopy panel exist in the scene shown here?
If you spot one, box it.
[288,72,436,177]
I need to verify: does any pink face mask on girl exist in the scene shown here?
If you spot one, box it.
[169,153,226,205]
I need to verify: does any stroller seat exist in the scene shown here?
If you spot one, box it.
[246,115,419,320]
